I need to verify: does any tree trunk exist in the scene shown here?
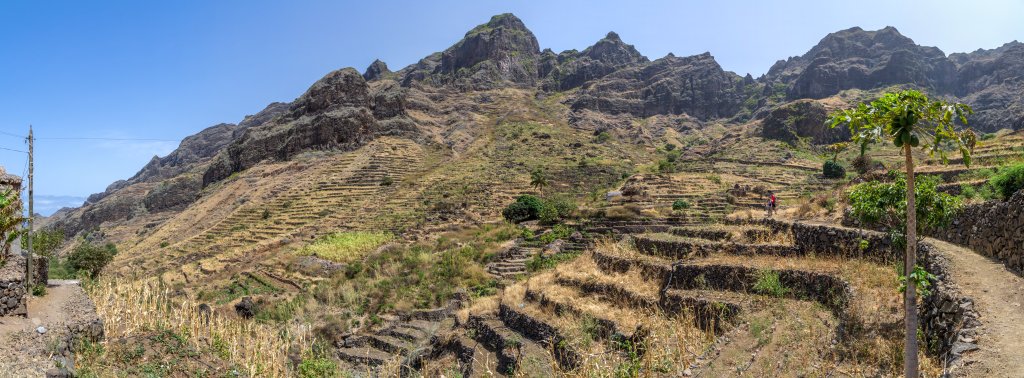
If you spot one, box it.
[903,144,919,378]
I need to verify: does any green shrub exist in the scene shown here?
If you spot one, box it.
[980,133,996,140]
[298,357,339,378]
[656,159,674,173]
[594,131,612,143]
[752,270,789,297]
[502,195,575,224]
[823,160,846,179]
[540,224,575,244]
[665,149,681,163]
[544,195,577,219]
[380,176,394,186]
[989,163,1024,199]
[21,228,64,258]
[537,204,559,225]
[67,242,118,279]
[501,201,534,223]
[848,173,962,247]
[672,199,691,211]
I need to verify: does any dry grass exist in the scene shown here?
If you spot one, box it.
[82,279,312,377]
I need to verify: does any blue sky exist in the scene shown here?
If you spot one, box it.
[1,0,1022,215]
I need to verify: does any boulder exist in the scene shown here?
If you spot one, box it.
[235,297,257,319]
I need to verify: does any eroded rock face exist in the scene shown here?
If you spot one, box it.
[203,68,418,186]
[759,99,849,145]
[951,42,1024,132]
[143,175,202,212]
[363,59,391,81]
[571,52,750,120]
[767,27,1024,132]
[542,32,649,91]
[767,26,956,99]
[402,13,541,90]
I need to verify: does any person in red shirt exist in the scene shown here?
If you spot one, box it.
[768,190,777,217]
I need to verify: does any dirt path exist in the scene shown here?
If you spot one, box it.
[927,238,1024,377]
[0,280,100,376]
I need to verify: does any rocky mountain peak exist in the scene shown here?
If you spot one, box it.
[432,13,541,88]
[582,31,648,66]
[289,68,370,115]
[363,59,391,81]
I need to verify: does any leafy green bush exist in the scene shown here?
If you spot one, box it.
[594,131,612,143]
[67,242,118,279]
[502,195,544,223]
[537,204,559,224]
[656,159,674,173]
[544,195,577,219]
[502,195,575,224]
[823,160,846,179]
[848,173,962,246]
[540,224,575,244]
[21,228,64,257]
[989,163,1024,199]
[672,199,691,211]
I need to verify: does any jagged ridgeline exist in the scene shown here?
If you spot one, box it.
[49,14,1023,242]
[34,11,1024,376]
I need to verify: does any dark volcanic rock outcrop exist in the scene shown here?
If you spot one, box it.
[363,59,391,81]
[571,52,750,120]
[760,99,849,145]
[767,26,956,99]
[203,68,416,186]
[401,13,541,89]
[951,41,1024,132]
[541,32,649,91]
[765,27,1024,132]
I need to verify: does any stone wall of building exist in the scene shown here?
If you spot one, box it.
[934,189,1024,274]
[0,252,27,316]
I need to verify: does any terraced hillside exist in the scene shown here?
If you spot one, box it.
[416,221,941,377]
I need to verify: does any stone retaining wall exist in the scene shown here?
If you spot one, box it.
[738,219,900,263]
[919,242,981,373]
[662,264,852,316]
[498,303,581,370]
[632,234,799,260]
[0,252,27,316]
[933,189,1024,274]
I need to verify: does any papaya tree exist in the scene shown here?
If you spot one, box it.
[828,89,972,377]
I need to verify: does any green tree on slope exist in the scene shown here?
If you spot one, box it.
[828,89,973,377]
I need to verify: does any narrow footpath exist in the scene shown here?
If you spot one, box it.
[927,238,1024,377]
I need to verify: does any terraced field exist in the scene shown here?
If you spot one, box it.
[406,221,936,377]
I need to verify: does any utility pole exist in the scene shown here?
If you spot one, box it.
[26,125,33,286]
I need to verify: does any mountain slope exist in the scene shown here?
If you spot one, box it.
[47,14,1024,279]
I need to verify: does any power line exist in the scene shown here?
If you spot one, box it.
[37,137,180,142]
[0,131,25,139]
[0,146,27,153]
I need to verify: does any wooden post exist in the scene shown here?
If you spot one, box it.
[26,126,33,287]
